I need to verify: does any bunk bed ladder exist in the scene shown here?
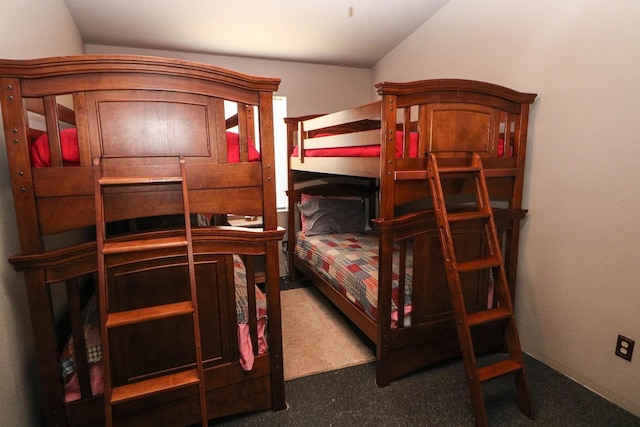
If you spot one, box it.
[93,156,208,427]
[426,152,534,427]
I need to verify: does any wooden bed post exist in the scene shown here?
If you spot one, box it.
[23,269,68,427]
[284,118,298,282]
[375,228,394,387]
[265,239,286,411]
[378,93,398,220]
[259,91,278,231]
[1,78,43,254]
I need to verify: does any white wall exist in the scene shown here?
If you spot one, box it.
[0,1,84,425]
[373,0,640,416]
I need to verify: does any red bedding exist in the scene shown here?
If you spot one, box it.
[292,131,510,158]
[31,128,260,167]
[292,131,419,158]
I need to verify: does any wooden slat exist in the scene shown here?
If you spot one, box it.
[456,257,500,272]
[302,101,381,132]
[477,359,523,383]
[66,278,93,398]
[302,129,379,150]
[467,308,512,327]
[103,236,188,254]
[99,176,182,186]
[110,369,200,405]
[43,95,63,167]
[237,102,250,163]
[106,301,194,328]
[437,165,481,174]
[394,170,428,181]
[447,211,491,222]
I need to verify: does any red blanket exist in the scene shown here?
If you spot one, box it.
[292,131,419,158]
[292,131,510,158]
[31,128,260,167]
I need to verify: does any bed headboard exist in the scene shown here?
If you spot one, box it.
[0,55,281,255]
[374,79,537,217]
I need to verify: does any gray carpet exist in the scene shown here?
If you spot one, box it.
[214,355,639,426]
[212,278,639,426]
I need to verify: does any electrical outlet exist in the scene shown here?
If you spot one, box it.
[615,335,634,362]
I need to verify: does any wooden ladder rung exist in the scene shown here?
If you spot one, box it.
[103,236,188,254]
[456,257,500,272]
[447,210,491,222]
[110,369,200,405]
[99,176,183,186]
[477,359,523,383]
[467,307,512,327]
[106,301,194,328]
[437,165,481,174]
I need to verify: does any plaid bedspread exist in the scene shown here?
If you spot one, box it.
[234,254,268,323]
[295,231,412,323]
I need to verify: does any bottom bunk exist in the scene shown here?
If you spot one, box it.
[11,226,285,427]
[288,184,525,386]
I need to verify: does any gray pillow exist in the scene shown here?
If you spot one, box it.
[298,198,365,236]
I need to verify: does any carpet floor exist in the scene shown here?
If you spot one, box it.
[211,279,639,426]
[215,355,639,426]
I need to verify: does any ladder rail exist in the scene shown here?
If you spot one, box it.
[427,156,486,423]
[93,158,114,426]
[179,157,209,426]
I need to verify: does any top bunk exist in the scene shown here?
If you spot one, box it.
[286,79,537,219]
[0,55,281,256]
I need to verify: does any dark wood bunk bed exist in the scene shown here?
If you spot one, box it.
[0,55,286,426]
[286,79,537,388]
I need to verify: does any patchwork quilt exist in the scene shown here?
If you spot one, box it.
[295,231,413,323]
[233,255,268,323]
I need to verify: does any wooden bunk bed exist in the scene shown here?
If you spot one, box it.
[0,55,285,426]
[286,79,537,387]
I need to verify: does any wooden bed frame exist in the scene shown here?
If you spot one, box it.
[286,79,537,387]
[0,55,285,426]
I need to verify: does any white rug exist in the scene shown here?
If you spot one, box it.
[281,286,375,381]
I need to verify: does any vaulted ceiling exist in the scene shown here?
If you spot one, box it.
[63,0,448,68]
